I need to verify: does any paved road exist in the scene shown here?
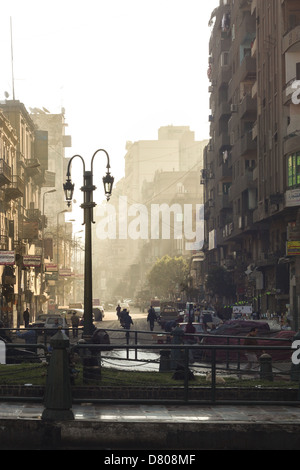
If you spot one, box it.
[96,308,163,345]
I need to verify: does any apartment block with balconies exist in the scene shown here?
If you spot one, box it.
[0,100,49,326]
[203,0,300,321]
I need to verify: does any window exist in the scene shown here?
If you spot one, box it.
[287,153,300,187]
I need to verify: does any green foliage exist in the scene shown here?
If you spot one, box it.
[147,255,190,298]
[205,266,235,298]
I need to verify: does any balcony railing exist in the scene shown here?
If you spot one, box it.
[0,159,12,187]
[4,175,24,200]
[282,24,300,53]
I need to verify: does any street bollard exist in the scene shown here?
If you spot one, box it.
[42,329,74,421]
[259,353,273,381]
[159,349,171,371]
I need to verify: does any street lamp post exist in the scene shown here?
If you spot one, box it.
[63,149,114,338]
[56,209,68,306]
[41,189,56,296]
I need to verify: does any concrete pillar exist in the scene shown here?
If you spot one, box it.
[259,353,273,381]
[42,329,74,421]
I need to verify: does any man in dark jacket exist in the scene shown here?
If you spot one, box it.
[147,306,156,331]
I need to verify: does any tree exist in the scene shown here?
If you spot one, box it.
[205,266,235,298]
[147,255,189,299]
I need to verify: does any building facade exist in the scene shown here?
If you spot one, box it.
[0,101,76,326]
[203,0,300,326]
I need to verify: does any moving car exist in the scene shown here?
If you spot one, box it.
[158,304,179,329]
[93,306,104,321]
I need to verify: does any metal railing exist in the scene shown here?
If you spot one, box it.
[0,327,298,405]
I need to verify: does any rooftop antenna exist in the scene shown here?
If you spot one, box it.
[10,17,15,100]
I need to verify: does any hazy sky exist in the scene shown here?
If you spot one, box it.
[0,0,219,187]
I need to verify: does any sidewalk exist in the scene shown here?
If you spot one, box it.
[1,401,300,449]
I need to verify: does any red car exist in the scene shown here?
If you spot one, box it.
[200,320,294,362]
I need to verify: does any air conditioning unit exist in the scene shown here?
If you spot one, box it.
[231,104,238,112]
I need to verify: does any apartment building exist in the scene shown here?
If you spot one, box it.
[0,100,49,326]
[203,0,300,326]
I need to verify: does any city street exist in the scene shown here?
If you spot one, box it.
[93,307,165,371]
[94,307,163,342]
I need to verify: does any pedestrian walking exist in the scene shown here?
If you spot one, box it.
[147,306,156,331]
[184,320,196,363]
[243,327,258,371]
[123,310,133,341]
[116,304,121,320]
[23,308,30,328]
[71,311,80,338]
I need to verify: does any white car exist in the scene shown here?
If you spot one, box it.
[44,314,69,336]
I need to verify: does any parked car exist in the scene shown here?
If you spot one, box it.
[201,320,295,362]
[44,314,69,336]
[0,334,41,364]
[31,313,48,330]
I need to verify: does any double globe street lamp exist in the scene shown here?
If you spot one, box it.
[63,149,114,337]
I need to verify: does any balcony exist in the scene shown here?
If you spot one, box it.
[4,175,24,201]
[216,193,231,210]
[282,24,300,53]
[252,121,258,140]
[217,65,231,88]
[231,132,257,162]
[229,169,256,201]
[229,56,256,99]
[240,131,257,156]
[215,131,230,152]
[239,93,257,118]
[24,158,41,177]
[0,159,12,187]
[283,132,300,155]
[26,208,42,221]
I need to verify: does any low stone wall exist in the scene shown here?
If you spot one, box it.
[0,384,298,403]
[1,418,300,450]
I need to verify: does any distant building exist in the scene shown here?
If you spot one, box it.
[93,126,208,301]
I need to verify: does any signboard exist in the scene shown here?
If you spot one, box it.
[0,251,15,265]
[23,255,41,267]
[287,241,300,256]
[285,189,300,207]
[45,272,58,281]
[59,268,73,277]
[232,306,253,315]
[45,263,58,272]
